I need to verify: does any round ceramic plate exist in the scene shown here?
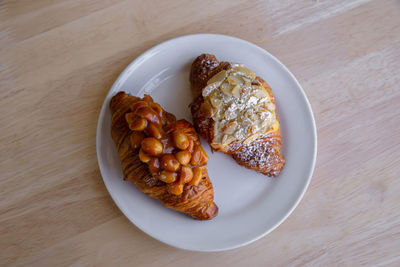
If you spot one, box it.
[96,34,317,251]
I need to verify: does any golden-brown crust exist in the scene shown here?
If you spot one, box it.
[110,91,218,220]
[190,95,215,146]
[189,54,285,176]
[232,132,285,176]
[190,54,231,98]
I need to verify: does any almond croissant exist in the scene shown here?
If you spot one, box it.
[189,54,285,176]
[110,91,218,220]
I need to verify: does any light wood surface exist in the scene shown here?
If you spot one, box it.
[1,0,400,266]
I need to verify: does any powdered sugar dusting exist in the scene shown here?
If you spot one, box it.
[205,59,219,69]
[236,138,278,169]
[201,65,278,146]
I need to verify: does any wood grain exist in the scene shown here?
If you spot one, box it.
[1,0,399,266]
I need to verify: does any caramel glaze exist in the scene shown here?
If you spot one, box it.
[110,91,218,219]
[125,94,208,195]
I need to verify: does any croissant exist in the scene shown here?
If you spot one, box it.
[110,91,218,220]
[189,54,285,176]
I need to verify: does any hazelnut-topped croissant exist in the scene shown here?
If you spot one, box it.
[190,54,285,176]
[110,91,218,220]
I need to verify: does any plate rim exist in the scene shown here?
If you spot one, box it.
[96,33,317,252]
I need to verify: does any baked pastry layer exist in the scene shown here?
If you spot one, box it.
[190,54,285,176]
[110,91,218,219]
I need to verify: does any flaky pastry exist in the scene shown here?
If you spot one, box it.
[110,92,218,219]
[190,54,285,176]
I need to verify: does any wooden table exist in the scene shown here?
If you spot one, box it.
[1,0,399,266]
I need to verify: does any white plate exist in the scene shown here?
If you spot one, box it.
[96,34,317,251]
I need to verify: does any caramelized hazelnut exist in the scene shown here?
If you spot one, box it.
[190,146,202,166]
[168,182,183,195]
[147,157,160,174]
[128,117,147,131]
[149,102,164,118]
[135,106,161,125]
[189,167,203,186]
[198,146,209,165]
[142,94,153,103]
[130,131,144,150]
[175,150,191,165]
[159,170,177,183]
[141,137,163,156]
[125,112,135,125]
[172,132,189,150]
[130,101,148,112]
[179,166,193,184]
[187,138,194,153]
[145,122,162,139]
[139,148,151,163]
[161,154,180,172]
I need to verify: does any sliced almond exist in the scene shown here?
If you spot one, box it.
[221,134,228,144]
[231,84,241,98]
[242,77,252,87]
[227,74,244,86]
[232,66,256,79]
[242,76,251,83]
[266,102,275,111]
[253,87,268,98]
[220,81,232,95]
[222,121,238,134]
[207,70,227,85]
[210,97,221,108]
